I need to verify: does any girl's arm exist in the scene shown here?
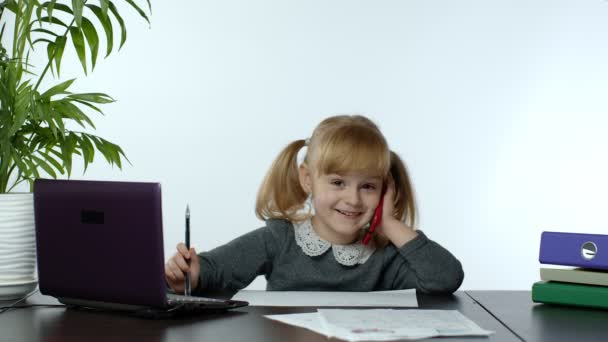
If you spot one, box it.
[193,220,288,294]
[377,178,464,293]
[380,230,465,294]
[382,219,418,248]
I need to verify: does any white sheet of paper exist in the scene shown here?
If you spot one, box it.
[318,309,494,341]
[265,312,330,336]
[232,289,418,307]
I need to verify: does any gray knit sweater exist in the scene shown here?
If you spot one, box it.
[194,219,464,294]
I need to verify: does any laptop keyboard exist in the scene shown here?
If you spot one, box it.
[166,293,229,305]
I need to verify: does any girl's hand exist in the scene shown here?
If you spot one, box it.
[381,175,397,225]
[164,243,200,294]
[377,175,418,247]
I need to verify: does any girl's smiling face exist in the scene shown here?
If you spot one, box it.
[300,168,384,244]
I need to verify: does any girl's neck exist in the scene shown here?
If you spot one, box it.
[310,216,359,245]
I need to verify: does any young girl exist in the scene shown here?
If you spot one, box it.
[165,115,464,294]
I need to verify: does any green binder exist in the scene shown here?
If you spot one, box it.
[532,281,608,309]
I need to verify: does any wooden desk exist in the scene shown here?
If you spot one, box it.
[0,291,519,342]
[467,290,608,342]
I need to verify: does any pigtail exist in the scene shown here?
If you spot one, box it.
[389,150,417,228]
[255,139,309,221]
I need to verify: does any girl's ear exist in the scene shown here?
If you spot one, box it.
[298,164,312,194]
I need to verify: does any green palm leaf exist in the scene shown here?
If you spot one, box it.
[71,0,84,27]
[66,92,113,103]
[125,0,150,25]
[69,26,87,74]
[38,149,65,175]
[80,17,99,69]
[53,35,66,75]
[99,0,109,18]
[79,134,95,171]
[34,16,68,28]
[40,78,75,98]
[85,4,113,57]
[108,1,126,49]
[31,154,57,178]
[45,0,59,22]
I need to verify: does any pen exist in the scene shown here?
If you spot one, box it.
[185,204,191,296]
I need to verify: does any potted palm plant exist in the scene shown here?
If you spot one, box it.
[0,0,151,299]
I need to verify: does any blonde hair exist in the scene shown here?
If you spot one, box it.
[255,115,417,229]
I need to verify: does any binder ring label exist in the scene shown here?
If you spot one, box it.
[581,241,597,260]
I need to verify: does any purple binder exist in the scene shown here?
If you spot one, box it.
[539,231,608,270]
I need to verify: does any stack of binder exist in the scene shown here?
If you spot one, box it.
[533,231,608,309]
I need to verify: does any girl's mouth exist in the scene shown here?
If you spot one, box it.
[335,209,362,217]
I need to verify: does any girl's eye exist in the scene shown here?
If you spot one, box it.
[331,180,344,187]
[362,184,377,191]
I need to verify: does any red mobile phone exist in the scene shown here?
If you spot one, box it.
[362,184,387,245]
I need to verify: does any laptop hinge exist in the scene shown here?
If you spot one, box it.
[58,297,152,311]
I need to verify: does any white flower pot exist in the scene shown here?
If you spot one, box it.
[0,193,38,300]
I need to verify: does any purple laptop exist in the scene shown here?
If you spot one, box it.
[33,179,247,315]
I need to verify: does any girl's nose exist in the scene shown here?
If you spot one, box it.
[343,188,361,206]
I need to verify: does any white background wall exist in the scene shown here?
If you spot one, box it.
[14,0,608,290]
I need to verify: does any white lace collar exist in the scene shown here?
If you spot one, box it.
[293,219,376,266]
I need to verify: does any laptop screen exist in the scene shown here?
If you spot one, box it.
[33,179,168,308]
